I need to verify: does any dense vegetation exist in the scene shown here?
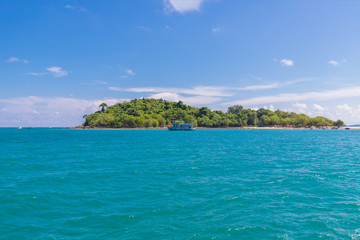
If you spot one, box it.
[82,98,345,128]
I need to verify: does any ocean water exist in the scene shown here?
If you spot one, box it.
[1,128,360,239]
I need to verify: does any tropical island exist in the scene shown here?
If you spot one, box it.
[80,98,345,129]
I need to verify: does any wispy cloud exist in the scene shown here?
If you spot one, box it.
[149,92,221,105]
[293,103,308,109]
[109,86,232,97]
[137,26,152,32]
[6,57,20,63]
[65,4,88,11]
[65,4,76,10]
[109,77,312,101]
[109,85,229,105]
[334,104,360,123]
[119,69,135,78]
[236,78,314,91]
[82,80,108,85]
[108,87,123,91]
[165,25,173,31]
[46,66,68,78]
[337,104,352,111]
[0,96,128,127]
[313,103,326,112]
[126,69,135,76]
[328,60,339,66]
[6,57,28,63]
[292,103,308,113]
[280,59,294,67]
[237,83,280,90]
[164,0,207,13]
[212,27,221,33]
[25,72,46,76]
[225,86,360,106]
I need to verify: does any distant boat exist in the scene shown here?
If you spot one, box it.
[322,127,327,130]
[310,126,316,130]
[332,126,338,130]
[345,127,350,130]
[168,121,195,131]
[17,127,22,129]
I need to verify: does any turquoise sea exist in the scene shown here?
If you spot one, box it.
[1,128,360,239]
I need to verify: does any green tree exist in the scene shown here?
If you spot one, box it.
[227,105,243,114]
[333,119,345,127]
[99,103,108,112]
[81,98,342,129]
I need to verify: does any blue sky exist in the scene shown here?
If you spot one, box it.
[2,0,360,126]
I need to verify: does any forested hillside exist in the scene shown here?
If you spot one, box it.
[82,98,344,128]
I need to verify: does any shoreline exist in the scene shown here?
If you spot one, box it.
[70,126,358,130]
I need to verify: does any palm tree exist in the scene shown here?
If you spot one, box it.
[99,103,108,112]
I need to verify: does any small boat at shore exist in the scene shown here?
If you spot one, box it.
[168,121,195,131]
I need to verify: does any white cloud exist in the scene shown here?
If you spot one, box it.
[109,87,122,91]
[313,104,326,112]
[82,80,108,85]
[280,59,294,67]
[238,83,280,90]
[292,103,307,113]
[226,86,360,106]
[237,78,314,91]
[149,92,221,105]
[337,104,353,112]
[6,57,20,63]
[126,69,135,76]
[109,85,227,105]
[328,60,339,66]
[333,104,360,123]
[164,0,207,13]
[137,26,151,32]
[25,72,46,76]
[0,96,128,127]
[65,4,75,9]
[65,4,88,11]
[6,57,28,63]
[109,86,232,97]
[293,103,307,109]
[46,66,68,77]
[212,27,221,33]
